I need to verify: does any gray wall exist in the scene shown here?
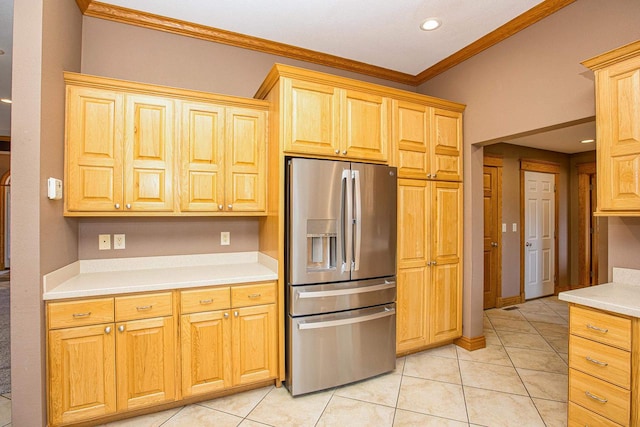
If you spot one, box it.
[11,0,82,425]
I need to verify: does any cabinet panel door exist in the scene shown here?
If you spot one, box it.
[232,304,277,386]
[181,311,232,397]
[430,108,462,182]
[225,108,267,212]
[430,182,463,342]
[49,324,116,425]
[179,101,225,212]
[397,179,428,268]
[124,94,174,211]
[66,86,123,212]
[393,101,429,178]
[283,78,340,156]
[597,56,640,210]
[396,267,428,352]
[342,90,389,162]
[116,317,175,411]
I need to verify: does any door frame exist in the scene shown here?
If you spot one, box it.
[577,162,597,287]
[520,159,560,299]
[0,170,9,270]
[483,155,503,308]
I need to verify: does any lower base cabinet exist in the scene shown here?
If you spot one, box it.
[47,282,277,426]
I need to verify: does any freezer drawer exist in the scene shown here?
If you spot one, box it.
[286,304,396,396]
[288,276,396,316]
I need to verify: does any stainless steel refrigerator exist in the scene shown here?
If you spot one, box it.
[286,157,397,396]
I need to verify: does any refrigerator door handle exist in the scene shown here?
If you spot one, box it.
[297,282,396,299]
[352,169,362,271]
[341,168,353,274]
[297,307,395,330]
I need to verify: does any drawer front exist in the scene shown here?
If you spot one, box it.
[569,368,630,425]
[570,305,631,350]
[48,298,114,329]
[181,287,230,314]
[231,282,276,308]
[568,402,622,427]
[115,292,173,321]
[569,335,630,389]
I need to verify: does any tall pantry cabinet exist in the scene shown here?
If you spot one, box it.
[392,98,465,354]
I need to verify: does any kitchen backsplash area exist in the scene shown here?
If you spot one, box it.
[77,217,259,259]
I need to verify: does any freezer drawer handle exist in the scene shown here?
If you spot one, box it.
[297,282,395,299]
[298,307,395,330]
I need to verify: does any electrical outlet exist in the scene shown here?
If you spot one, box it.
[114,234,125,250]
[220,231,230,246]
[98,234,111,250]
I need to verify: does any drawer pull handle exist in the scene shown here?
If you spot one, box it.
[586,356,608,367]
[585,391,608,404]
[136,305,153,311]
[248,293,261,299]
[72,312,91,318]
[199,299,213,305]
[586,324,608,333]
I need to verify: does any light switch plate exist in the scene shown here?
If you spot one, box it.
[220,232,230,246]
[502,223,506,233]
[512,223,517,232]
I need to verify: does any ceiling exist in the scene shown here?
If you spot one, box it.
[1,0,594,152]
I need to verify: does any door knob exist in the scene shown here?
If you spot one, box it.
[491,242,498,247]
[525,242,532,247]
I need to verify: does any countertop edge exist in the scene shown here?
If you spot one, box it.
[558,282,640,318]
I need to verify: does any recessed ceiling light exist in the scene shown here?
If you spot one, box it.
[580,139,595,144]
[420,18,441,31]
[0,99,11,104]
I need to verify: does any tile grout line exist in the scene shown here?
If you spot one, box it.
[454,344,472,426]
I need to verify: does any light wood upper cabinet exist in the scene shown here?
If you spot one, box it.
[66,86,124,212]
[179,103,266,213]
[64,72,269,216]
[396,179,462,353]
[282,77,388,162]
[583,41,640,214]
[392,101,462,181]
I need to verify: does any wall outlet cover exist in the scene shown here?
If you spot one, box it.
[114,234,125,250]
[220,231,230,246]
[98,234,111,250]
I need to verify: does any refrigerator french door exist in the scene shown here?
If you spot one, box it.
[286,157,397,396]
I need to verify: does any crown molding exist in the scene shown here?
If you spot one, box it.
[77,0,574,87]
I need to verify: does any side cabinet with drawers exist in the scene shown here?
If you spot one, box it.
[47,281,278,427]
[567,304,640,426]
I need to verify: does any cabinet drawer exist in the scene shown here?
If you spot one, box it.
[115,292,173,321]
[570,305,631,350]
[48,298,114,329]
[568,402,622,427]
[181,287,230,314]
[231,282,276,308]
[569,334,630,389]
[569,368,630,425]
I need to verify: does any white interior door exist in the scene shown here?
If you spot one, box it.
[524,171,555,299]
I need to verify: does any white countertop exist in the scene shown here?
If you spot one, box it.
[43,252,278,300]
[558,267,640,317]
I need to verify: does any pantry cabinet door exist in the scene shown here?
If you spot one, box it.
[123,94,175,212]
[66,86,124,212]
[430,108,462,182]
[179,101,225,212]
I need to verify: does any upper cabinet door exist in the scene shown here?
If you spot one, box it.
[123,94,175,212]
[596,55,640,211]
[430,108,462,182]
[66,86,124,212]
[283,78,340,157]
[179,101,225,212]
[342,90,389,162]
[393,100,429,179]
[225,107,267,212]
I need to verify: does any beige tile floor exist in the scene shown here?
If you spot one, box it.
[5,297,569,427]
[92,296,569,427]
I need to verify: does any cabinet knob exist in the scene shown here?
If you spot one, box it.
[432,174,437,179]
[118,325,125,333]
[228,204,233,210]
[115,203,120,209]
[224,312,229,319]
[104,326,112,334]
[234,311,239,317]
[334,149,339,154]
[432,261,437,266]
[218,204,223,210]
[126,203,131,209]
[342,150,347,155]
[427,174,432,179]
